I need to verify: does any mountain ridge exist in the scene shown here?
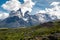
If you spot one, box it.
[0,9,58,28]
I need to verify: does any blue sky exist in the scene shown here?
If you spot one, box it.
[0,0,60,15]
[0,0,8,12]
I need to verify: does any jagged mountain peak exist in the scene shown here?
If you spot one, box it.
[0,9,58,28]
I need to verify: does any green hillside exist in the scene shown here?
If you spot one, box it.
[0,21,60,40]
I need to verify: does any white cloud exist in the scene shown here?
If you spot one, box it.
[1,0,35,16]
[1,0,21,11]
[51,2,60,6]
[0,12,9,20]
[21,0,35,16]
[38,2,60,19]
[38,10,46,13]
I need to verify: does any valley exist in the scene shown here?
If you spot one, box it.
[0,21,60,40]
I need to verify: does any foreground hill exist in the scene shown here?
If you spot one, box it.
[0,20,60,40]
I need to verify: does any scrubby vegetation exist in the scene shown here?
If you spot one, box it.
[0,21,60,40]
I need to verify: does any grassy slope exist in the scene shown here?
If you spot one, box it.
[0,21,60,40]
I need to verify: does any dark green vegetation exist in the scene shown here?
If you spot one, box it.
[0,21,60,40]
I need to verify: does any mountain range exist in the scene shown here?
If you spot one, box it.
[0,9,58,28]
